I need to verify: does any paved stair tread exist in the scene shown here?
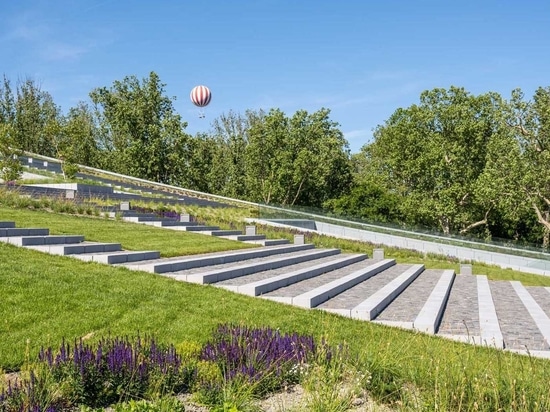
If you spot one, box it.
[213,253,365,287]
[244,239,289,246]
[138,220,200,227]
[71,250,161,264]
[26,242,122,255]
[526,286,550,317]
[207,230,245,236]
[261,259,389,299]
[374,269,444,323]
[164,248,340,283]
[436,275,480,336]
[181,225,220,232]
[169,248,339,279]
[221,234,267,241]
[316,264,413,310]
[3,235,85,246]
[120,243,315,273]
[490,281,549,351]
[0,228,50,237]
[511,282,550,350]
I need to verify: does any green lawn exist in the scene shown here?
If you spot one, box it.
[0,206,255,257]
[2,205,550,410]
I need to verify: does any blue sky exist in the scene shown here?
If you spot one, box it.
[1,1,549,153]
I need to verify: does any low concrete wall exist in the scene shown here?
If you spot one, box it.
[266,219,317,230]
[26,183,114,194]
[251,219,550,277]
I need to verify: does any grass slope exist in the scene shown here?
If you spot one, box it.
[2,205,550,409]
[0,207,255,257]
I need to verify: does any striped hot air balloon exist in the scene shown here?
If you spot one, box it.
[190,85,212,108]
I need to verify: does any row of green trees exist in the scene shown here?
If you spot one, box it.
[330,86,550,246]
[0,72,351,208]
[1,72,549,246]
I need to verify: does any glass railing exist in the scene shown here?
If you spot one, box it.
[256,203,550,261]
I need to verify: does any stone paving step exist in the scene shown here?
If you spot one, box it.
[72,250,161,264]
[477,275,504,348]
[437,274,480,339]
[26,242,122,255]
[349,264,425,321]
[293,259,396,308]
[165,248,342,284]
[244,239,289,246]
[1,235,85,246]
[490,280,550,352]
[414,270,455,335]
[213,253,368,295]
[317,262,409,314]
[510,281,550,351]
[121,243,316,274]
[139,220,199,228]
[114,212,159,219]
[526,286,550,318]
[0,222,16,228]
[202,230,244,236]
[0,228,49,237]
[177,225,221,232]
[263,259,395,308]
[373,269,444,330]
[220,234,267,242]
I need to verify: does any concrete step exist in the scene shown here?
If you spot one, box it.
[436,274,479,339]
[139,220,199,227]
[490,280,549,352]
[204,230,244,236]
[373,269,446,330]
[166,248,342,284]
[244,239,290,246]
[121,243,316,274]
[110,212,159,219]
[26,242,122,255]
[316,263,411,313]
[476,276,504,348]
[71,250,161,264]
[348,264,425,321]
[0,222,15,228]
[0,228,49,237]
[220,253,368,296]
[178,225,221,232]
[1,235,85,246]
[508,282,550,353]
[414,270,455,335]
[263,259,396,308]
[220,234,267,241]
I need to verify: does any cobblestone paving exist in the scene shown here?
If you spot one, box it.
[490,281,549,351]
[261,260,392,298]
[213,254,365,286]
[120,245,301,268]
[316,264,413,310]
[374,269,442,323]
[438,275,479,336]
[526,286,550,318]
[167,249,338,276]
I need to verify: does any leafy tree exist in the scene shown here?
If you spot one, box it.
[323,182,401,223]
[14,77,60,156]
[0,75,16,125]
[207,110,259,199]
[62,102,101,168]
[0,123,22,183]
[90,71,187,182]
[245,108,351,207]
[359,87,508,235]
[494,87,550,247]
